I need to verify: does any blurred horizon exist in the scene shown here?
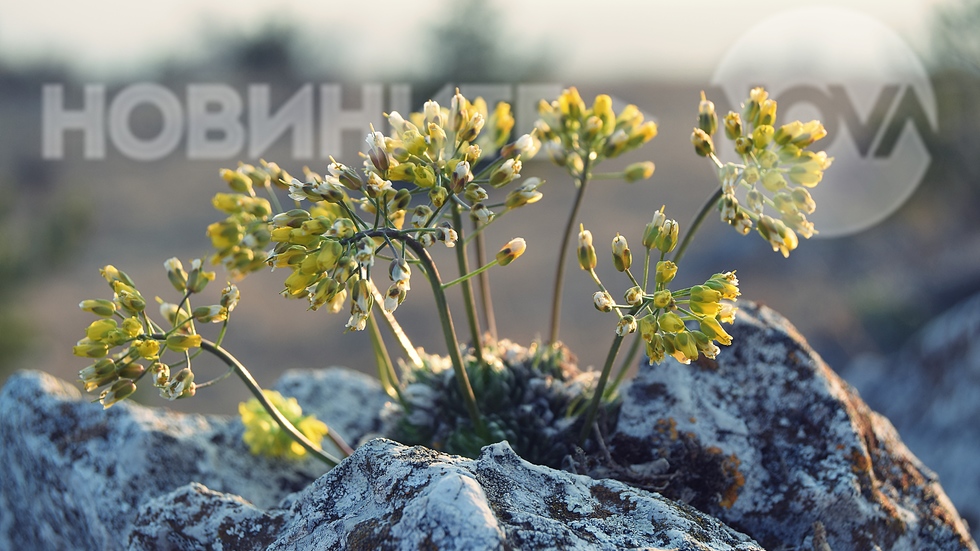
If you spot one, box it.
[0,0,946,81]
[2,0,979,416]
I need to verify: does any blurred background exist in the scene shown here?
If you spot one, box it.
[2,0,979,517]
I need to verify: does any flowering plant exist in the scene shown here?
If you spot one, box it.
[72,86,830,468]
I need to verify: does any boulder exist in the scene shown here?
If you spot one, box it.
[607,302,977,550]
[0,367,378,550]
[0,369,761,550]
[846,291,980,542]
[129,439,763,551]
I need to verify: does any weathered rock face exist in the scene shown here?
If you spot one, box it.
[846,291,980,542]
[0,368,379,551]
[0,369,762,550]
[608,302,977,551]
[130,439,763,551]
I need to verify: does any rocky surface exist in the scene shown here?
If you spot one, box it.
[608,302,977,550]
[0,367,378,551]
[130,439,763,551]
[846,291,980,542]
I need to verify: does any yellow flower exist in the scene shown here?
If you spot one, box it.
[239,390,328,460]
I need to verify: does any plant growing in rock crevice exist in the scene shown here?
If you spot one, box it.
[71,86,831,474]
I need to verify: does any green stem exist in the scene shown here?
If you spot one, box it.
[549,164,592,345]
[450,204,485,363]
[366,310,406,407]
[191,337,347,466]
[441,259,499,288]
[672,187,723,267]
[605,332,642,399]
[369,229,489,441]
[473,222,498,342]
[370,285,423,368]
[578,331,624,446]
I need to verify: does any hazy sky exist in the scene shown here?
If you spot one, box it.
[0,0,949,79]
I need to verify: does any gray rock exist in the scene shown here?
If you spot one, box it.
[0,367,378,551]
[132,439,763,551]
[608,302,977,550]
[846,291,980,542]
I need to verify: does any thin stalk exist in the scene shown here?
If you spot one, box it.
[549,163,592,345]
[672,187,723,267]
[263,181,284,214]
[605,332,642,399]
[366,311,406,407]
[370,285,423,368]
[473,222,498,342]
[578,332,624,446]
[450,204,484,362]
[374,230,489,441]
[191,337,347,466]
[441,259,498,288]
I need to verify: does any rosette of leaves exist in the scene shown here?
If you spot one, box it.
[382,339,610,467]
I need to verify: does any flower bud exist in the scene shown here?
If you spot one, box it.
[389,259,411,289]
[578,225,597,271]
[655,260,677,284]
[161,368,195,400]
[698,91,718,136]
[220,284,240,312]
[752,125,775,149]
[221,168,255,194]
[654,219,679,254]
[429,186,448,209]
[116,362,145,380]
[150,362,170,388]
[100,379,137,409]
[464,183,489,203]
[164,258,188,292]
[623,161,655,183]
[496,237,526,266]
[593,291,615,313]
[691,128,714,157]
[624,286,644,306]
[639,314,659,342]
[136,339,160,360]
[642,209,666,249]
[185,259,216,294]
[700,316,733,346]
[79,299,116,318]
[166,334,203,353]
[658,311,686,333]
[724,111,743,140]
[616,315,638,336]
[611,233,631,272]
[652,289,674,309]
[193,305,228,323]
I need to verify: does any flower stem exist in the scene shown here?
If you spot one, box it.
[473,221,498,342]
[672,187,723,267]
[366,310,406,407]
[371,229,489,441]
[370,285,423,368]
[441,259,499,289]
[549,165,591,345]
[450,203,485,363]
[605,332,641,399]
[193,337,347,466]
[578,331,624,446]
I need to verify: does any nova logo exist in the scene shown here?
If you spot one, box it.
[712,7,937,237]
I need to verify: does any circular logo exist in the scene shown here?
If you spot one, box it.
[711,7,937,237]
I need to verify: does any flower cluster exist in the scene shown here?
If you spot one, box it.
[208,161,286,279]
[73,260,237,408]
[239,390,329,459]
[580,210,739,365]
[536,87,658,180]
[209,91,534,331]
[692,88,833,257]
